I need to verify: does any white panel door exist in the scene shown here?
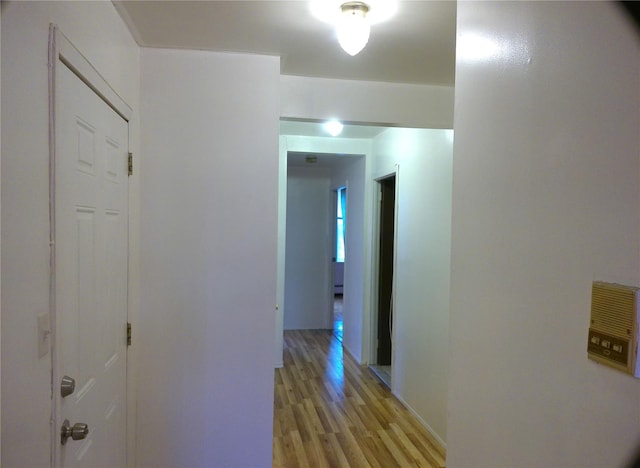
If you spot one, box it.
[55,61,128,467]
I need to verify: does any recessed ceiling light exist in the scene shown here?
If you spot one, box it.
[324,120,344,136]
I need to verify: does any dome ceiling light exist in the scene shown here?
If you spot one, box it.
[311,0,397,56]
[337,2,371,56]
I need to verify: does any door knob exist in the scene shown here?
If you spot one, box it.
[61,376,75,398]
[61,419,89,445]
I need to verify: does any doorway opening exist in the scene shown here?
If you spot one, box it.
[282,150,363,335]
[370,174,396,388]
[277,119,385,370]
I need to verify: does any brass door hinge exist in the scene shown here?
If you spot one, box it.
[127,322,132,346]
[128,152,133,176]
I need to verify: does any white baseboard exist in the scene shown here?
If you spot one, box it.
[342,342,362,364]
[391,390,447,450]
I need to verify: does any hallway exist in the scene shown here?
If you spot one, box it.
[273,328,446,467]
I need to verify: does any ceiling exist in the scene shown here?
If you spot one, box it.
[114,1,456,166]
[282,120,385,167]
[114,0,457,86]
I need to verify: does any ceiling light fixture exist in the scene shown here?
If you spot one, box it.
[310,0,397,57]
[337,2,370,56]
[324,120,344,136]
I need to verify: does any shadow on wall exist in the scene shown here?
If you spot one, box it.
[620,1,640,35]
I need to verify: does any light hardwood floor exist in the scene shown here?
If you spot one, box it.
[273,329,446,467]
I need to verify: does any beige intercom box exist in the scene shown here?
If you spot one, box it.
[588,282,640,377]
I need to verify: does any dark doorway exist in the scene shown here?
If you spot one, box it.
[377,175,395,366]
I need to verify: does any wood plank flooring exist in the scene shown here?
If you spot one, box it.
[273,329,446,467]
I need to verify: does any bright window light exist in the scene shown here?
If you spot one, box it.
[336,186,346,262]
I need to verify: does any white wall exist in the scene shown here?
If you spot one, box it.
[281,75,454,129]
[371,128,453,446]
[330,157,367,360]
[284,166,332,330]
[276,137,287,366]
[0,6,3,461]
[1,2,140,466]
[139,48,279,467]
[448,2,640,466]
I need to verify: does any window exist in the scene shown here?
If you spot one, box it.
[336,186,346,262]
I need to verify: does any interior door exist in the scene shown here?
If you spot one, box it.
[377,176,395,365]
[55,60,129,467]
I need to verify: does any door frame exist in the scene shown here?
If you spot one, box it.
[369,167,400,379]
[48,25,133,466]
